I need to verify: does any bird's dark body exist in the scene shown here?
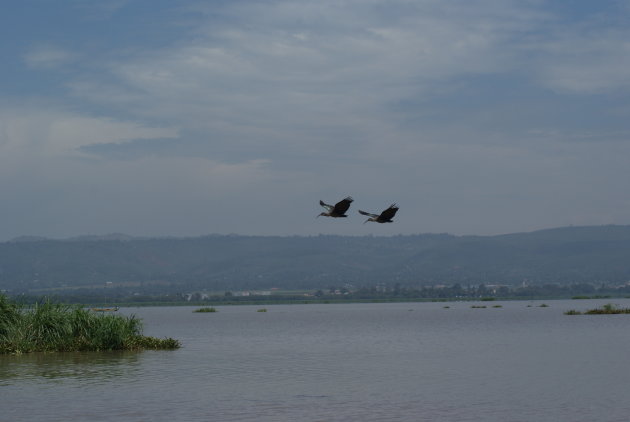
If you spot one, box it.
[318,196,354,218]
[358,204,399,223]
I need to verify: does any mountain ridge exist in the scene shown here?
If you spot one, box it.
[2,225,630,294]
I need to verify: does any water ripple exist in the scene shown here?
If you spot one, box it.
[4,300,630,421]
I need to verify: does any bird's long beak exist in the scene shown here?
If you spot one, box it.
[363,219,369,224]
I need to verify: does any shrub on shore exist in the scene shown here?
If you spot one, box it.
[0,294,180,354]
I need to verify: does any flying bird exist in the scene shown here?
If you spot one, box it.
[358,204,399,224]
[317,196,354,218]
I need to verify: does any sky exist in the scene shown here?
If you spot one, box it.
[2,0,630,240]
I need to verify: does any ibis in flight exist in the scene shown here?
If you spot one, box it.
[358,204,399,224]
[317,196,354,218]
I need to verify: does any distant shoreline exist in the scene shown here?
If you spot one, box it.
[29,294,628,308]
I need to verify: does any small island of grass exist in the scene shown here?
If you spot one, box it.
[1,294,180,355]
[564,303,630,315]
[194,307,218,313]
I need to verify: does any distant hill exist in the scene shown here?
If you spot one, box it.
[2,225,630,294]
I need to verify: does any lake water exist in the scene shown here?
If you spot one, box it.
[2,299,630,421]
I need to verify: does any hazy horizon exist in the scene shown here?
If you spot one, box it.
[6,222,629,243]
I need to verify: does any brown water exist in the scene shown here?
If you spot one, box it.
[3,300,630,421]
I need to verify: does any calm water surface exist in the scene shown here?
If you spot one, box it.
[3,299,630,421]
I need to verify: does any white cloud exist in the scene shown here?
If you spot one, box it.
[533,27,630,94]
[0,103,277,238]
[0,106,179,158]
[23,45,76,69]
[60,0,550,173]
[74,2,539,110]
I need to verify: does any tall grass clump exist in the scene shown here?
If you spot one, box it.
[0,294,20,339]
[584,303,630,314]
[565,304,630,315]
[0,294,180,354]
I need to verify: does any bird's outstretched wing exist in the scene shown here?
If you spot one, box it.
[333,196,353,214]
[319,200,334,212]
[379,204,399,220]
[358,210,379,218]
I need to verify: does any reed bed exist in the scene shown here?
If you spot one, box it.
[0,294,179,354]
[565,303,630,315]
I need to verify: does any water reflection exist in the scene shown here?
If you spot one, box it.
[0,350,142,385]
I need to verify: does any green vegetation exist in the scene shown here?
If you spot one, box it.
[257,308,268,312]
[5,226,630,301]
[0,294,179,354]
[492,305,503,308]
[565,303,630,315]
[539,303,549,307]
[471,305,487,308]
[585,303,630,314]
[194,307,217,313]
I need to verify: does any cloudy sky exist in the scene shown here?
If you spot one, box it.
[2,0,630,240]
